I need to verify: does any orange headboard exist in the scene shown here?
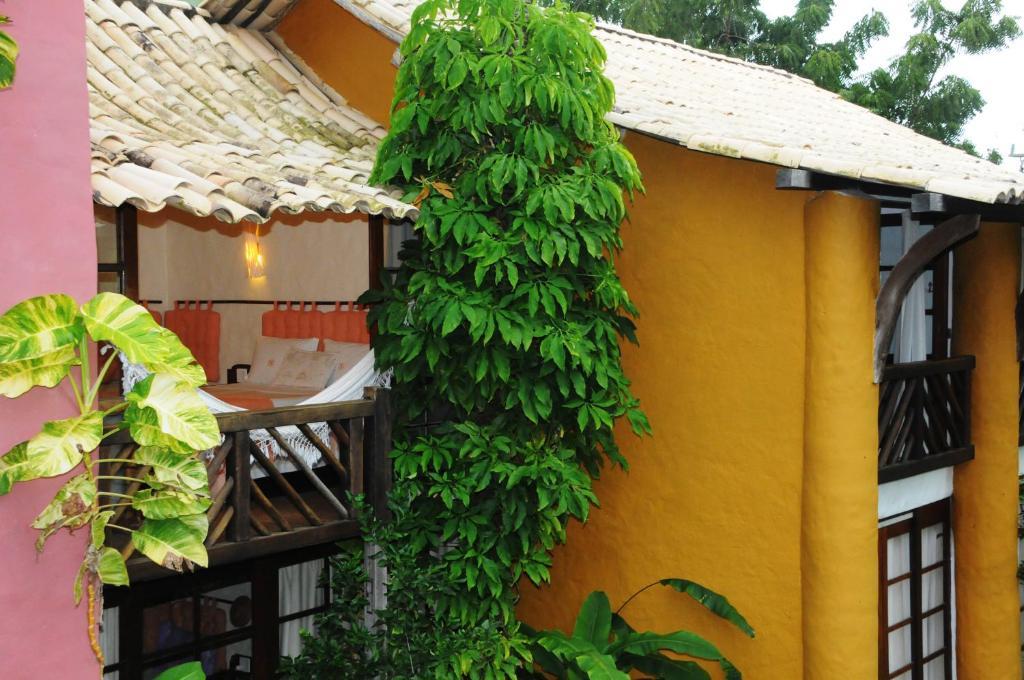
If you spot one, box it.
[261,301,370,347]
[321,302,371,344]
[165,301,220,383]
[262,301,323,340]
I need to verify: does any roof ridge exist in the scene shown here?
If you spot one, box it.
[593,20,816,86]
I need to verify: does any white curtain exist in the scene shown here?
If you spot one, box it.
[885,522,950,679]
[896,213,929,364]
[920,522,947,679]
[886,532,913,678]
[101,606,119,679]
[279,559,325,658]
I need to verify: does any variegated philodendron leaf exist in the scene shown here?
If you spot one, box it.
[0,294,83,362]
[91,510,114,549]
[0,25,17,89]
[123,407,195,455]
[79,293,206,388]
[26,411,103,479]
[32,473,96,551]
[0,441,31,495]
[0,345,79,398]
[125,375,219,452]
[131,514,209,571]
[133,447,209,493]
[132,488,211,520]
[95,546,129,587]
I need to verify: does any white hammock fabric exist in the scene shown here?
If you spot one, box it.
[122,350,384,469]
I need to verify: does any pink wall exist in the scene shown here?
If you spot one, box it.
[0,1,98,678]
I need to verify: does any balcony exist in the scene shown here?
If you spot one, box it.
[100,389,393,582]
[878,356,975,483]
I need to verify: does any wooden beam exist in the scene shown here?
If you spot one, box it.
[251,556,279,680]
[911,192,1024,222]
[775,168,915,206]
[878,446,974,484]
[230,430,251,542]
[366,387,394,521]
[116,204,139,301]
[125,521,361,582]
[874,214,981,382]
[368,213,385,291]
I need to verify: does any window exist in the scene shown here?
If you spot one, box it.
[95,204,138,299]
[878,499,953,679]
[103,545,335,679]
[879,218,953,361]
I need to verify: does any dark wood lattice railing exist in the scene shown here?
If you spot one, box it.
[100,388,392,582]
[878,356,975,483]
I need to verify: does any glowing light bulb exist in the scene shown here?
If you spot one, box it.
[245,228,266,279]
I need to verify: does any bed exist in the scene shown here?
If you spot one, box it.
[201,301,372,411]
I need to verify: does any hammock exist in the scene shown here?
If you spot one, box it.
[121,349,386,469]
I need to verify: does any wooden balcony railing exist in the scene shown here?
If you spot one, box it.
[878,356,975,483]
[100,388,392,581]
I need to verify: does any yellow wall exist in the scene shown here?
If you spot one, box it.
[951,222,1022,677]
[277,0,398,126]
[517,133,812,678]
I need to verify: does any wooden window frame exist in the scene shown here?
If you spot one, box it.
[98,204,139,300]
[104,543,337,680]
[878,498,954,680]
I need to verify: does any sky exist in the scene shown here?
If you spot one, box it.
[759,0,1024,170]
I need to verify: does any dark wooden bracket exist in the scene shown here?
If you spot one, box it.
[874,214,981,382]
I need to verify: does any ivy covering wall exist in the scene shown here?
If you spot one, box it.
[291,0,649,676]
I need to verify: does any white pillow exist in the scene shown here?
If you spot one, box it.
[246,336,318,385]
[321,340,370,381]
[274,349,342,390]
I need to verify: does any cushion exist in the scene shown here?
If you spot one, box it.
[321,340,371,381]
[246,336,318,385]
[273,349,342,390]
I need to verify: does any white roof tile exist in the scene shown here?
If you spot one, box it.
[321,0,1024,206]
[87,0,417,224]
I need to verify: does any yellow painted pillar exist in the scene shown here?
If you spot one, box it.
[802,191,879,679]
[951,221,1021,677]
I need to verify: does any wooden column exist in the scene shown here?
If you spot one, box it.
[116,203,139,301]
[251,557,279,680]
[364,386,393,521]
[951,221,1021,678]
[368,213,385,291]
[801,191,880,679]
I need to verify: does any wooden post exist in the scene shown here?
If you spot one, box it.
[251,557,279,680]
[364,386,393,521]
[368,213,385,291]
[116,204,139,301]
[229,430,251,542]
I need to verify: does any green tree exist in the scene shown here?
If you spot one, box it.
[344,0,649,675]
[558,0,1019,154]
[846,0,1019,153]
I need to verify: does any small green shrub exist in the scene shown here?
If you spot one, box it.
[526,579,754,679]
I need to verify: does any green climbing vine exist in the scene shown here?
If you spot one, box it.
[358,0,648,675]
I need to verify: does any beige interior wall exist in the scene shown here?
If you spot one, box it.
[95,205,370,382]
